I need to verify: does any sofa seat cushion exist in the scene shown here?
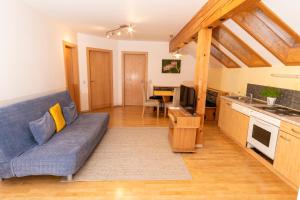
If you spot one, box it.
[11,113,109,177]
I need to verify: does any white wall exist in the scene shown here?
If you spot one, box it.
[77,33,196,111]
[117,40,196,103]
[0,0,76,105]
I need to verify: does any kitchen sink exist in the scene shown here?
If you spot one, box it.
[227,96,266,105]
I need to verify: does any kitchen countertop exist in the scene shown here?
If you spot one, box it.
[221,96,300,127]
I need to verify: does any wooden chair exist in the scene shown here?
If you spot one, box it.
[164,87,180,118]
[141,85,160,118]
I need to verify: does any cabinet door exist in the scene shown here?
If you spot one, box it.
[218,99,233,135]
[231,110,249,146]
[274,131,300,187]
[218,98,227,129]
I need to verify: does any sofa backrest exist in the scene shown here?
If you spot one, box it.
[0,91,72,162]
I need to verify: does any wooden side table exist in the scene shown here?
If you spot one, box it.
[168,107,201,152]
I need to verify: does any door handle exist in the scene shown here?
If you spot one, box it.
[280,135,290,142]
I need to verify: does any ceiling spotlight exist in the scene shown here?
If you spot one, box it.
[105,24,135,39]
[128,26,134,33]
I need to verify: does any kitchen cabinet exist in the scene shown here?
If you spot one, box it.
[219,98,300,189]
[218,98,249,146]
[231,110,249,146]
[274,123,300,187]
[218,98,233,135]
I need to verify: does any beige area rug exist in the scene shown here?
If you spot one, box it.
[73,127,192,181]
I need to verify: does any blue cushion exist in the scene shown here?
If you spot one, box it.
[63,102,78,125]
[29,112,55,145]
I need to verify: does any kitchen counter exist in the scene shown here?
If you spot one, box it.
[221,96,300,127]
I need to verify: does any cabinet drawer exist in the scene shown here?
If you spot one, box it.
[280,121,300,138]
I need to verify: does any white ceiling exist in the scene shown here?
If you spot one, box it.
[22,0,208,41]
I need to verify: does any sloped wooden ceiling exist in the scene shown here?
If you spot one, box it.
[232,2,300,66]
[210,43,241,68]
[169,0,260,52]
[212,25,271,67]
[171,0,300,69]
[193,36,241,68]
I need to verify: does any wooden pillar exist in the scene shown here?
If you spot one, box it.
[194,28,212,146]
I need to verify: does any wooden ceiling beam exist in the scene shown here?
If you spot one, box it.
[210,43,241,68]
[232,2,300,66]
[212,25,271,67]
[169,0,260,52]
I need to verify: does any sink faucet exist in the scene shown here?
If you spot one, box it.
[249,93,253,102]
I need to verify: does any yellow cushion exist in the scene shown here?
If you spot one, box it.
[49,103,66,132]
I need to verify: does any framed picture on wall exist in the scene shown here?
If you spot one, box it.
[162,59,181,73]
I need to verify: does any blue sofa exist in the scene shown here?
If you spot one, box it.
[0,91,109,180]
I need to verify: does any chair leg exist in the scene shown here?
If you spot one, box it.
[142,106,145,118]
[66,174,73,181]
[157,106,160,118]
[164,106,167,118]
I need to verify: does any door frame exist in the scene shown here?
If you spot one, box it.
[122,51,148,107]
[62,41,81,111]
[86,47,113,111]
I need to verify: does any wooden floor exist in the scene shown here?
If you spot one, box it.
[0,106,297,200]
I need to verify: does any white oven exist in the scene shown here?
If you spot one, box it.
[247,110,281,160]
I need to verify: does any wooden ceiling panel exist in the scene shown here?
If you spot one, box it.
[169,0,260,52]
[256,3,300,45]
[212,25,271,67]
[232,2,300,66]
[210,43,241,68]
[233,8,289,61]
[254,9,296,47]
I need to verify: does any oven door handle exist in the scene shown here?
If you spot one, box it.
[252,117,275,128]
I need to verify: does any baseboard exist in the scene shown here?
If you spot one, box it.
[195,144,203,148]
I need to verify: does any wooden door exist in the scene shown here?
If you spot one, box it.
[63,42,80,110]
[88,48,113,110]
[123,53,147,106]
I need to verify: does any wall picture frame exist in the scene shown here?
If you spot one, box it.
[162,59,181,73]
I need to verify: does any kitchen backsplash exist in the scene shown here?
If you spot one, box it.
[246,83,300,110]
